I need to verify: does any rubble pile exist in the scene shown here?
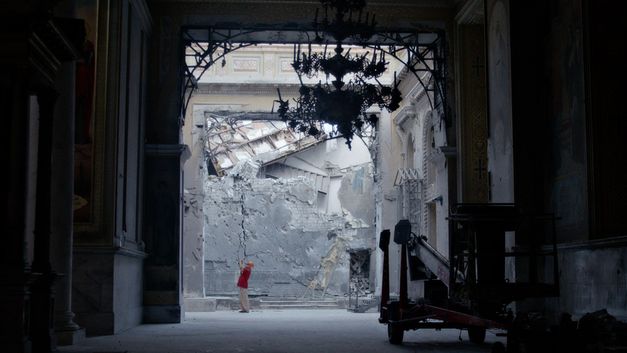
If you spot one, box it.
[503,309,627,353]
[575,309,627,353]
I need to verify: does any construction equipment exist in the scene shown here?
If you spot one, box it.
[379,203,559,347]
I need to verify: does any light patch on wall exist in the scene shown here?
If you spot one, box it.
[219,156,233,169]
[352,167,365,193]
[307,233,350,292]
[234,150,251,161]
[279,58,293,73]
[232,57,260,72]
[251,140,273,154]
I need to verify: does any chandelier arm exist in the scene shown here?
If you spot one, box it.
[404,66,435,111]
[416,35,448,113]
[180,26,263,115]
[189,42,212,66]
[372,45,434,110]
[420,46,433,66]
[205,114,228,138]
[405,45,433,71]
[417,48,446,113]
[204,43,224,68]
[182,83,195,119]
[202,43,255,76]
[210,28,258,43]
[406,46,446,109]
[185,44,205,66]
[319,133,349,143]
[355,131,372,150]
[182,63,196,79]
[180,29,259,118]
[368,30,447,113]
[181,5,449,138]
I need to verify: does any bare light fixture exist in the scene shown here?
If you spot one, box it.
[274,0,402,148]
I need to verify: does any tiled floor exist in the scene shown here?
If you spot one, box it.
[59,310,504,353]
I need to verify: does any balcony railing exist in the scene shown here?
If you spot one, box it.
[394,168,421,186]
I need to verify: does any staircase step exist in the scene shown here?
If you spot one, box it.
[252,296,347,310]
[260,304,341,309]
[259,297,339,301]
[259,300,339,304]
[258,297,343,310]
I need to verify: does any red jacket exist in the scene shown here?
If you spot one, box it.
[237,267,251,288]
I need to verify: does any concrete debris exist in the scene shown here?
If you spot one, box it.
[508,309,627,353]
[347,249,375,313]
[306,233,351,295]
[199,118,375,300]
[577,309,627,351]
[204,117,320,176]
[349,250,371,296]
[203,159,374,298]
[228,159,261,179]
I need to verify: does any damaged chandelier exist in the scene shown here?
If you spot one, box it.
[275,0,402,148]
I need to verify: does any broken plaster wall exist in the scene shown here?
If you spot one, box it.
[338,163,378,288]
[182,106,209,298]
[552,245,627,321]
[203,160,374,297]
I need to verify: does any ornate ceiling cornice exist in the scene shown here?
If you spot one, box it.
[455,0,484,24]
[196,82,300,96]
[148,0,455,8]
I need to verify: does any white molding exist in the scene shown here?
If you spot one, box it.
[130,0,154,33]
[542,235,627,252]
[145,143,187,157]
[196,83,300,95]
[393,105,416,128]
[148,0,454,7]
[439,146,457,157]
[455,0,484,25]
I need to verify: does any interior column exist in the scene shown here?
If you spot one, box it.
[51,60,85,345]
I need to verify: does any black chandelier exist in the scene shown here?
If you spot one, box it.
[180,9,448,142]
[275,0,402,148]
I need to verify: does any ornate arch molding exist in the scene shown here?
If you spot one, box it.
[422,110,437,163]
[393,105,417,132]
[392,105,416,166]
[422,109,448,198]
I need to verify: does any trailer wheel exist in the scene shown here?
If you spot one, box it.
[468,327,486,344]
[388,323,404,345]
[491,342,506,353]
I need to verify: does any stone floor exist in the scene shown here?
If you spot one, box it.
[59,310,505,353]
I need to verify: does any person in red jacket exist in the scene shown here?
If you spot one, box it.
[237,260,254,313]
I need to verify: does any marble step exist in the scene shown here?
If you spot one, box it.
[259,298,343,309]
[259,303,342,309]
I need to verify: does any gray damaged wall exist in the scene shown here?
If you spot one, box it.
[534,245,627,322]
[203,160,375,297]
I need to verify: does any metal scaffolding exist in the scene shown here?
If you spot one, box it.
[180,25,448,125]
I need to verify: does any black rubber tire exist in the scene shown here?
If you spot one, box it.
[468,327,486,344]
[491,342,506,353]
[388,323,404,345]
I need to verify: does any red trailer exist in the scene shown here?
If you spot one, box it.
[379,204,559,349]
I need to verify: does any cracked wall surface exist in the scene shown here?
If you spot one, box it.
[203,158,374,298]
[181,64,377,300]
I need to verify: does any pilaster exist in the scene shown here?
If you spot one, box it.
[0,61,34,353]
[455,21,489,203]
[0,4,83,351]
[30,86,58,353]
[143,144,186,323]
[51,61,85,346]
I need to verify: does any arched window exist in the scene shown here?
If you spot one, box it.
[403,134,420,232]
[421,111,437,249]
